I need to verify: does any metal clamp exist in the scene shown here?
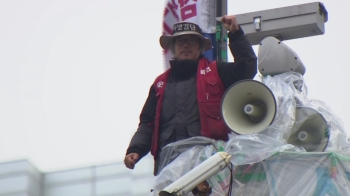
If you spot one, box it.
[254,17,261,31]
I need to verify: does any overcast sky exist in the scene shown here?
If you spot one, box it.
[0,0,349,172]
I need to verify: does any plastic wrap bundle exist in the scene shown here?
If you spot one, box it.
[258,72,300,140]
[226,149,350,196]
[151,138,225,196]
[304,99,350,151]
[151,136,350,196]
[156,137,218,174]
[261,150,350,196]
[151,135,303,196]
[261,71,350,151]
[151,72,350,195]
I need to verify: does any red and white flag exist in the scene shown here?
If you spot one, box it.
[162,0,216,70]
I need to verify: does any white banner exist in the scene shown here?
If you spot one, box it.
[162,0,216,70]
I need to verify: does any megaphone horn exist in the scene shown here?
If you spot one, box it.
[221,79,277,135]
[287,107,330,152]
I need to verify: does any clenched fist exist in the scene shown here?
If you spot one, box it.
[124,153,139,169]
[220,15,239,33]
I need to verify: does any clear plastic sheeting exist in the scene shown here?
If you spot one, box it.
[262,151,350,196]
[151,136,304,196]
[151,72,350,195]
[230,150,350,196]
[258,72,299,140]
[157,137,218,174]
[225,134,303,166]
[305,99,350,152]
[151,142,219,196]
[261,72,350,151]
[151,137,350,196]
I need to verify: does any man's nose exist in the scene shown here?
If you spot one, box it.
[182,41,190,47]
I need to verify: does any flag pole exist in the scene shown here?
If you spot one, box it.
[216,0,228,62]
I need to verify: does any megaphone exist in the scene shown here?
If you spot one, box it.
[287,107,330,152]
[221,79,277,135]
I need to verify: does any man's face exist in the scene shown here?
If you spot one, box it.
[174,34,201,60]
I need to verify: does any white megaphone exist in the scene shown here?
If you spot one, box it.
[287,107,330,152]
[221,79,277,135]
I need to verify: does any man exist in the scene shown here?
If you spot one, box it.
[124,15,257,175]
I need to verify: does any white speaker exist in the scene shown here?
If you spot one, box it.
[221,79,277,135]
[287,107,330,152]
[258,36,306,76]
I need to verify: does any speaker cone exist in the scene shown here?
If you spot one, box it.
[287,107,330,152]
[221,80,277,135]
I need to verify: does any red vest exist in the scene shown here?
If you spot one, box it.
[152,58,230,159]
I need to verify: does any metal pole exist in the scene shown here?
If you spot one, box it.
[216,0,227,62]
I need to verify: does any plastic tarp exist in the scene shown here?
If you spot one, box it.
[151,72,350,195]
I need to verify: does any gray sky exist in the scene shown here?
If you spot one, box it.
[0,0,349,172]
